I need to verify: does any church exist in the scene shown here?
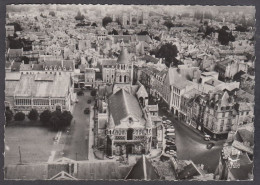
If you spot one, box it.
[95,46,162,157]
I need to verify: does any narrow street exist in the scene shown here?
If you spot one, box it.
[62,90,94,161]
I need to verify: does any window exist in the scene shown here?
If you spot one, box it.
[127,128,134,140]
[222,112,225,117]
[220,120,224,132]
[129,117,133,124]
[247,112,249,115]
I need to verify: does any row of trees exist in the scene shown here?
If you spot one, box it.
[5,109,73,131]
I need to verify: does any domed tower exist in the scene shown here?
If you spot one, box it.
[115,44,133,85]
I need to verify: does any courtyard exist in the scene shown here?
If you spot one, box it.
[5,124,58,165]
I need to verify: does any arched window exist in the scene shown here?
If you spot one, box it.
[127,128,134,140]
[119,75,122,82]
[124,75,127,82]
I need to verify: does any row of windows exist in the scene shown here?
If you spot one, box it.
[15,99,66,106]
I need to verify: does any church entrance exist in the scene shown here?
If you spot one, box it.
[126,144,134,155]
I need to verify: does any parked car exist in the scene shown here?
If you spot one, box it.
[165,135,175,140]
[206,142,215,149]
[166,145,177,151]
[77,91,84,96]
[87,99,91,104]
[84,108,90,114]
[166,141,175,145]
[204,134,211,141]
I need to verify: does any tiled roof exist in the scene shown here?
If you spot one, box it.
[11,73,71,98]
[108,89,145,126]
[117,48,130,64]
[125,155,160,180]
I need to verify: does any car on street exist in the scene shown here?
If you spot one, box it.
[165,135,175,140]
[204,134,211,141]
[87,99,91,104]
[84,108,90,114]
[165,145,177,151]
[166,141,175,145]
[206,142,215,149]
[77,91,84,96]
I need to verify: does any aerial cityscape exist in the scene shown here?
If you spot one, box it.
[4,4,255,180]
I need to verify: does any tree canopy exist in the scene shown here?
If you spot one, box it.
[102,16,112,27]
[28,109,39,121]
[5,109,13,123]
[152,43,180,67]
[14,112,25,121]
[40,109,52,124]
[218,26,235,45]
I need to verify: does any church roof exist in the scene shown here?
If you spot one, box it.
[125,155,160,180]
[117,48,130,64]
[108,89,145,126]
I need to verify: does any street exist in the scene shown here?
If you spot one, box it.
[174,119,225,173]
[158,109,225,173]
[62,89,94,161]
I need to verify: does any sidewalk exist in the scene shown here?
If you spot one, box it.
[87,105,95,160]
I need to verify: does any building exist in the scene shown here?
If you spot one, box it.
[5,72,74,114]
[215,128,254,180]
[6,25,15,37]
[85,68,96,88]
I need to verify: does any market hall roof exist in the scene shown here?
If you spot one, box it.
[6,73,72,98]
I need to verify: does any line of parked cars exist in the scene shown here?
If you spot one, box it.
[162,118,177,158]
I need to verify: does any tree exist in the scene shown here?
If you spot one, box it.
[91,89,97,97]
[102,16,112,27]
[163,21,174,30]
[218,26,235,45]
[14,112,25,121]
[5,109,13,123]
[75,11,85,21]
[50,110,62,130]
[50,114,61,131]
[28,109,39,121]
[49,11,55,17]
[137,30,150,36]
[235,25,248,32]
[40,110,52,124]
[61,111,73,127]
[91,22,97,27]
[111,29,118,35]
[155,43,179,67]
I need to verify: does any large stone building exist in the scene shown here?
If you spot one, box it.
[5,72,74,114]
